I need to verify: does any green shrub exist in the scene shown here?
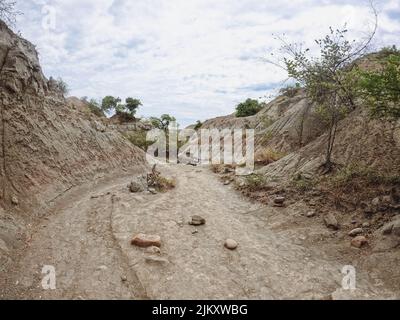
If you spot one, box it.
[56,77,69,95]
[330,164,400,188]
[255,148,286,165]
[86,99,105,117]
[244,174,269,191]
[126,131,155,151]
[356,53,400,120]
[291,173,315,192]
[378,45,400,58]
[279,83,301,98]
[236,99,263,117]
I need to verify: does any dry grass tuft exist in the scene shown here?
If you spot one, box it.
[147,165,176,192]
[255,148,286,166]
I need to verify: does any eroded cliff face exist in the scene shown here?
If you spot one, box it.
[202,84,400,182]
[0,20,147,262]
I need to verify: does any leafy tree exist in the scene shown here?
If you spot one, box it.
[101,96,121,113]
[356,52,400,120]
[235,99,263,117]
[101,96,142,119]
[125,98,142,116]
[150,114,176,131]
[274,12,377,172]
[0,0,20,27]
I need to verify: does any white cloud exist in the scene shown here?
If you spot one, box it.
[14,0,400,127]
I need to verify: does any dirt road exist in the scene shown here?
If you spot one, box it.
[0,165,395,299]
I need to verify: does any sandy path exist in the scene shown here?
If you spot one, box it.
[0,165,395,299]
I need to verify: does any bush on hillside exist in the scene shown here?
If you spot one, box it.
[356,52,400,120]
[235,99,263,117]
[279,83,301,98]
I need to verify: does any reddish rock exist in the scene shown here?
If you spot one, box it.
[131,234,161,248]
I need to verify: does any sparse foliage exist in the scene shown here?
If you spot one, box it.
[0,0,20,27]
[101,96,121,113]
[56,77,69,95]
[254,148,286,165]
[101,96,142,119]
[356,52,400,120]
[275,15,377,172]
[126,131,155,151]
[147,165,176,192]
[269,1,378,172]
[86,98,105,117]
[125,98,142,115]
[150,114,176,131]
[279,83,301,98]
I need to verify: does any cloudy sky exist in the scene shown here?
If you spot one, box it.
[14,0,400,127]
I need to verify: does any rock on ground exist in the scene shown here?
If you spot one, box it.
[131,234,162,248]
[324,213,339,230]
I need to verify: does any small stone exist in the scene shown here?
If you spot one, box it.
[11,196,19,205]
[224,167,234,174]
[224,180,231,186]
[97,265,108,271]
[306,211,316,218]
[274,196,286,205]
[121,275,128,282]
[224,239,238,250]
[363,206,375,218]
[129,177,146,193]
[148,188,158,195]
[393,220,400,237]
[189,215,206,226]
[348,228,363,237]
[308,199,317,207]
[192,230,199,235]
[351,236,368,248]
[371,197,380,206]
[145,256,169,264]
[362,222,370,228]
[382,195,392,204]
[131,234,161,248]
[324,213,339,230]
[0,238,9,253]
[382,219,400,237]
[382,223,394,235]
[145,246,161,254]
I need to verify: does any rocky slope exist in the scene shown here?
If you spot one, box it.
[0,20,147,270]
[203,85,400,179]
[201,62,400,294]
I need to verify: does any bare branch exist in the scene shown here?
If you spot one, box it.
[0,0,21,28]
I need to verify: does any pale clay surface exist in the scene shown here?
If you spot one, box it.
[1,165,396,300]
